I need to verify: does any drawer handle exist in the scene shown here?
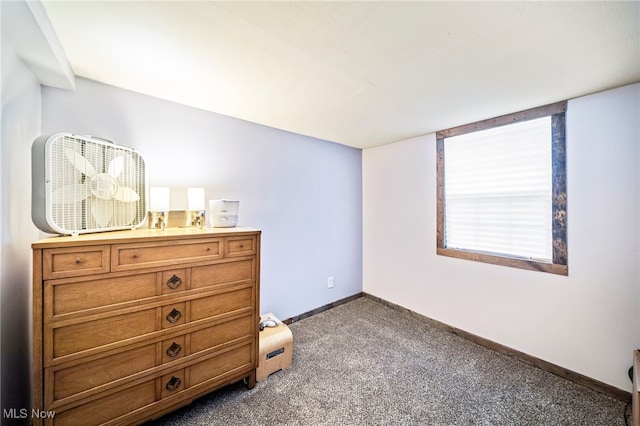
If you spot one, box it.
[166,308,182,323]
[166,274,182,289]
[165,376,181,392]
[166,342,182,358]
[74,258,82,264]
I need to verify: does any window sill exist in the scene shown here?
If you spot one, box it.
[436,247,568,276]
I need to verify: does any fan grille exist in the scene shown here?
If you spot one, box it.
[45,134,147,234]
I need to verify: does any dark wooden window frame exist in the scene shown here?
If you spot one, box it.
[436,101,568,275]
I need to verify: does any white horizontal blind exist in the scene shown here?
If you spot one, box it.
[444,116,552,261]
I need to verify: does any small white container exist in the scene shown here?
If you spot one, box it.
[208,199,239,228]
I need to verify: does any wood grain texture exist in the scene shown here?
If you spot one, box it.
[51,345,156,406]
[53,381,156,426]
[33,228,261,425]
[256,313,293,382]
[190,287,254,322]
[225,236,257,258]
[190,259,255,289]
[32,249,44,426]
[43,246,110,280]
[49,273,157,316]
[437,247,568,275]
[52,309,157,359]
[551,111,568,268]
[111,238,223,272]
[189,315,253,355]
[32,227,260,249]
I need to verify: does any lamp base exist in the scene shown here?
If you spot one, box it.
[147,211,206,229]
[148,211,166,230]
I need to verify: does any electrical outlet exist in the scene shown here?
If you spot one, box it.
[327,276,334,289]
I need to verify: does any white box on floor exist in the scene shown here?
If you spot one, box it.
[257,313,293,382]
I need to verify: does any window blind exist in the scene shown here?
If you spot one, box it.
[443,116,552,261]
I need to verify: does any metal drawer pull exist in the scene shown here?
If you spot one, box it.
[166,274,182,289]
[166,308,182,323]
[166,342,182,357]
[165,376,181,391]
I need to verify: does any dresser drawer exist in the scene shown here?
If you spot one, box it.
[49,344,157,407]
[191,287,254,322]
[52,380,156,426]
[111,238,223,271]
[190,343,254,388]
[32,228,260,426]
[52,344,252,425]
[49,315,253,408]
[51,309,156,360]
[191,259,255,290]
[47,273,157,318]
[43,246,110,280]
[190,315,253,355]
[225,236,257,257]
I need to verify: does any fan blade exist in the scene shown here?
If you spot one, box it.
[108,156,124,178]
[64,148,96,177]
[113,186,140,203]
[90,199,114,227]
[51,184,91,204]
[113,201,137,225]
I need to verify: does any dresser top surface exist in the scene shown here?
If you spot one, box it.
[32,226,261,249]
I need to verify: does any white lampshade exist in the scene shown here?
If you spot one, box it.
[187,187,205,211]
[150,187,170,212]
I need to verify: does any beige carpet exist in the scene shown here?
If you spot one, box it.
[147,296,628,425]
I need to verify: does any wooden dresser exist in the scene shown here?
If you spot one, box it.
[32,227,260,426]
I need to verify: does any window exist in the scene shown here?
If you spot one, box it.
[436,102,567,275]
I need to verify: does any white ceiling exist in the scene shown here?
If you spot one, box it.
[38,1,640,149]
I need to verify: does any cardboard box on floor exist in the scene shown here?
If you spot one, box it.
[257,313,293,382]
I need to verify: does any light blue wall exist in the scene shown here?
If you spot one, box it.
[41,77,363,320]
[1,55,362,420]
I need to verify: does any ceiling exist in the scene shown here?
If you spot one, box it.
[35,1,640,149]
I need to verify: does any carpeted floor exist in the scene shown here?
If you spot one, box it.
[147,297,629,425]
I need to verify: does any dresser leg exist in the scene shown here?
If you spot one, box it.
[245,370,256,389]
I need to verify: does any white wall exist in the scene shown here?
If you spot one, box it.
[1,36,43,417]
[363,83,640,392]
[41,78,363,321]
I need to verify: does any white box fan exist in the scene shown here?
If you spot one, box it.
[32,133,148,235]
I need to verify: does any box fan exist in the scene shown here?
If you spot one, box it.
[32,133,148,235]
